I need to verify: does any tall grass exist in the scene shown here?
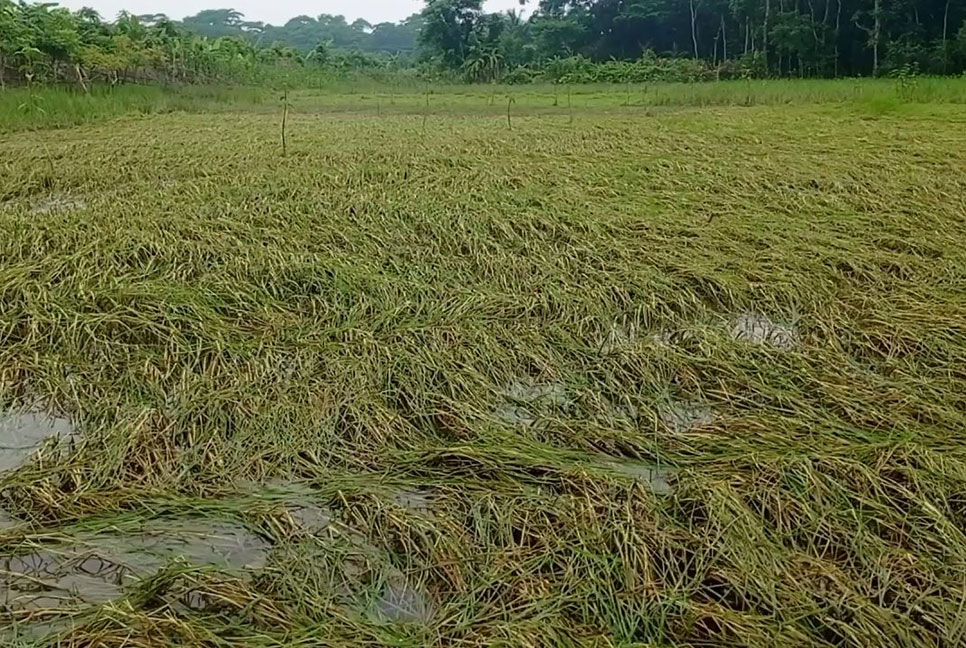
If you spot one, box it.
[4,76,966,134]
[0,85,271,133]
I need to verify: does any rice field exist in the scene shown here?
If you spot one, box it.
[1,80,966,646]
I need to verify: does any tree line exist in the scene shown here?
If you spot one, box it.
[420,0,966,80]
[179,9,423,56]
[0,1,415,88]
[1,0,965,89]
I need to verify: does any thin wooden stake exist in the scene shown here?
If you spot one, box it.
[281,88,289,157]
[568,86,573,125]
[422,90,429,131]
[506,96,514,130]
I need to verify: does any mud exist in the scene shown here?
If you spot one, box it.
[661,401,715,433]
[600,321,639,355]
[0,519,270,612]
[606,461,675,494]
[371,581,435,623]
[287,503,333,533]
[31,194,87,215]
[731,312,799,350]
[503,381,570,408]
[495,380,572,426]
[0,411,76,472]
[494,403,539,426]
[603,397,639,423]
[391,488,434,518]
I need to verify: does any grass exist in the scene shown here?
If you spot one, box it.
[4,75,966,133]
[0,84,270,133]
[1,80,966,646]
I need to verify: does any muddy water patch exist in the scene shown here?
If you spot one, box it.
[238,480,335,535]
[0,411,76,473]
[660,400,715,434]
[596,459,675,494]
[0,618,75,645]
[230,481,437,625]
[598,395,639,425]
[647,326,701,349]
[730,312,799,350]
[503,381,571,409]
[99,519,272,573]
[30,194,87,215]
[390,488,435,519]
[274,524,437,625]
[600,320,640,355]
[494,380,572,427]
[1,550,125,611]
[371,580,435,624]
[0,519,270,612]
[640,313,799,351]
[0,513,17,531]
[287,502,334,534]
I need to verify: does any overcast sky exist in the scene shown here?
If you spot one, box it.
[52,1,527,25]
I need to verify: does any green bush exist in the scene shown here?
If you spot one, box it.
[537,52,712,84]
[503,66,537,85]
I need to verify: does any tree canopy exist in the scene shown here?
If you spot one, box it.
[180,10,424,55]
[0,0,964,88]
[418,0,966,78]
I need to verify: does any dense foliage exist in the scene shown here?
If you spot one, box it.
[0,0,965,87]
[0,1,419,87]
[420,0,966,80]
[180,9,423,56]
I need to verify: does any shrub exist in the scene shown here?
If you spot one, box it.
[503,66,536,85]
[539,52,712,84]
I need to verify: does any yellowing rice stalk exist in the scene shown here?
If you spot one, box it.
[1,81,965,646]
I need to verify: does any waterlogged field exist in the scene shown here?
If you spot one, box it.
[1,81,966,646]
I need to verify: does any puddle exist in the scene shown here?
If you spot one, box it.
[93,519,272,576]
[647,327,700,349]
[648,329,676,348]
[649,314,798,351]
[288,503,333,533]
[277,527,435,625]
[661,401,715,434]
[0,519,270,612]
[237,479,334,534]
[600,321,639,355]
[31,194,87,215]
[0,411,76,472]
[1,550,125,611]
[0,618,74,644]
[612,462,674,494]
[390,488,434,518]
[503,381,570,408]
[494,403,538,426]
[730,312,798,350]
[602,397,639,424]
[0,510,19,531]
[495,380,572,426]
[371,581,435,624]
[598,459,675,494]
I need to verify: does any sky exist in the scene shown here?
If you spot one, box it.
[52,0,527,25]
